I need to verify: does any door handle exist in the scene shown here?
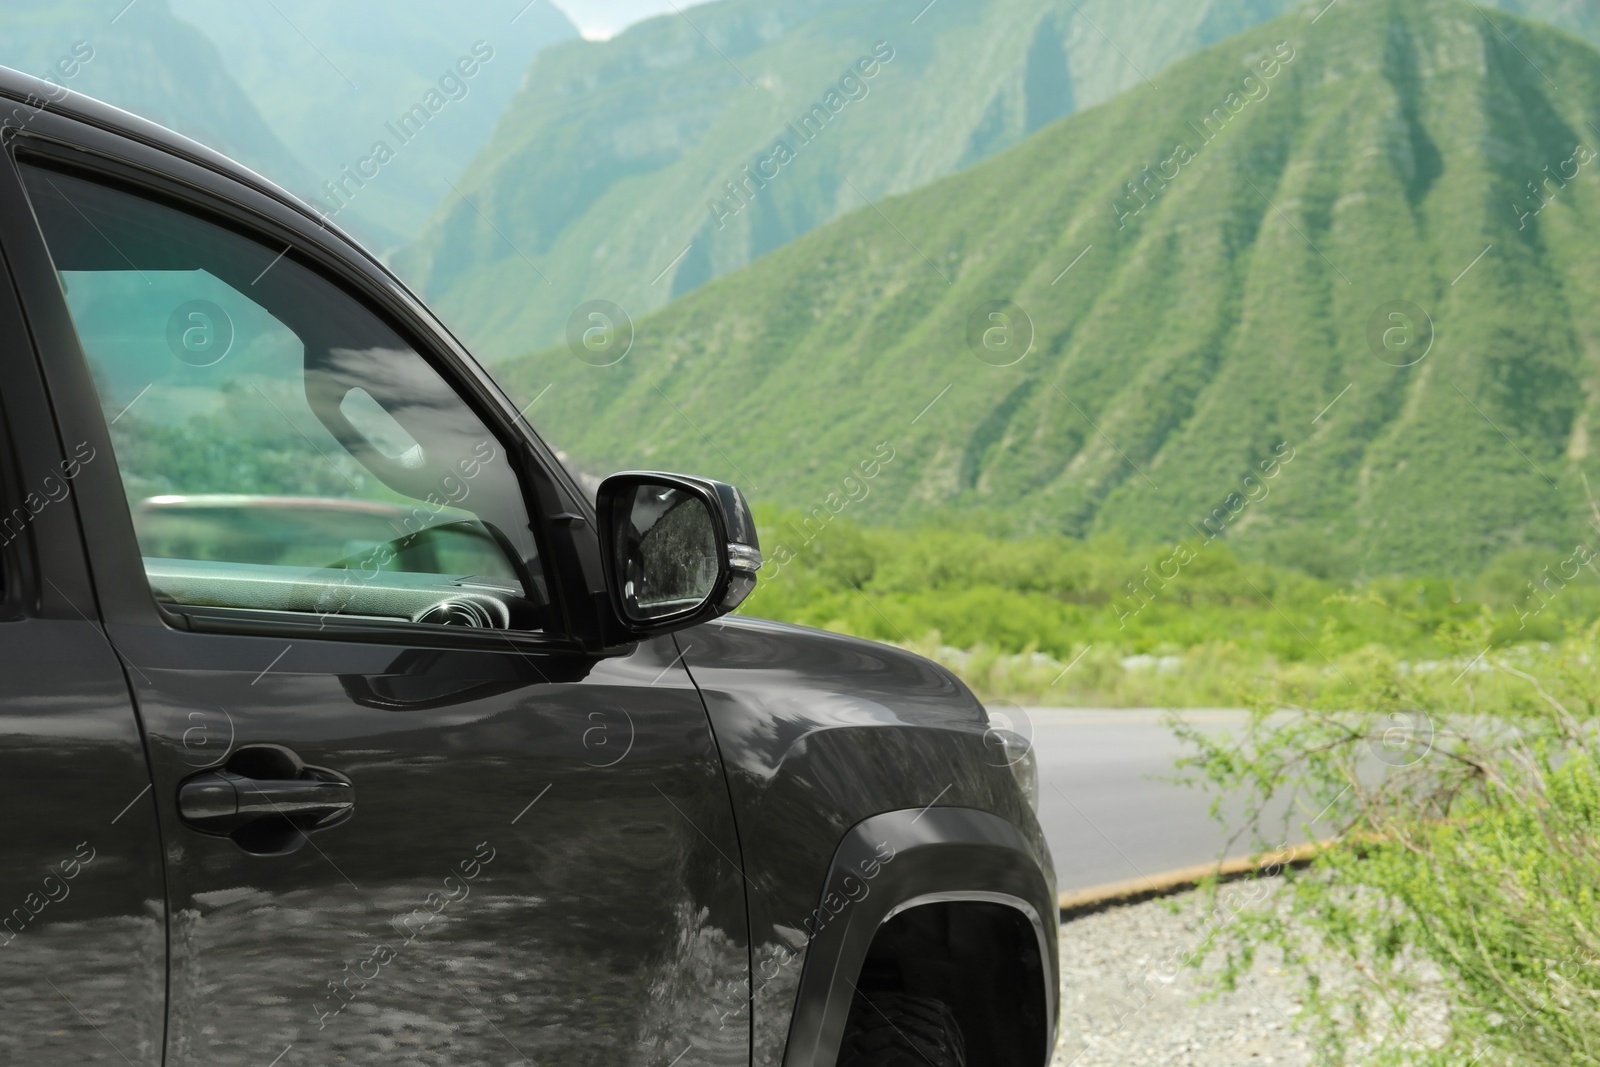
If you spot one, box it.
[177,745,355,854]
[179,770,354,833]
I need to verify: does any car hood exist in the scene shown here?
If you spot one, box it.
[673,615,986,774]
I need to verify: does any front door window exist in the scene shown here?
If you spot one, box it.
[19,163,546,629]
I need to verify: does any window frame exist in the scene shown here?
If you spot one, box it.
[0,225,90,625]
[0,122,596,652]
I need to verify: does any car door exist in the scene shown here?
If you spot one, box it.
[0,167,166,1067]
[0,116,750,1067]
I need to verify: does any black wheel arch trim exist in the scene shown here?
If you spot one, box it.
[779,806,1059,1067]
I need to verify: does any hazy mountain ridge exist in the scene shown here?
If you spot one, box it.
[396,0,1600,365]
[395,0,1330,360]
[0,0,317,204]
[166,0,579,249]
[494,0,1600,576]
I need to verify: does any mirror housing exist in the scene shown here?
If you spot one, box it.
[595,471,761,637]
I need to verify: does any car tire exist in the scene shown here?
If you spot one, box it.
[836,991,967,1067]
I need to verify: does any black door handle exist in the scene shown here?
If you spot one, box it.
[177,745,354,854]
[179,770,354,833]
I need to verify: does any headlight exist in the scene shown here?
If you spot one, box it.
[983,716,1039,812]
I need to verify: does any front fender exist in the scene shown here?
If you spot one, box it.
[780,807,1058,1067]
[676,618,1056,1066]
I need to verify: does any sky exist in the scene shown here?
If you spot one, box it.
[547,0,710,40]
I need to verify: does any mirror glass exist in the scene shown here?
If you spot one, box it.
[614,484,720,620]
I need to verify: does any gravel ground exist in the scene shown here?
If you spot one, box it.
[1049,879,1448,1067]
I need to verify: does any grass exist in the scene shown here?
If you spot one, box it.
[742,507,1600,705]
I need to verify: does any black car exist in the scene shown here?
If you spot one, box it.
[0,65,1056,1067]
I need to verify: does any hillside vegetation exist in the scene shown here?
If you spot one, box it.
[398,0,1600,361]
[397,0,1329,357]
[500,0,1600,577]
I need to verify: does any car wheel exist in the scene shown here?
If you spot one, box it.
[836,991,967,1067]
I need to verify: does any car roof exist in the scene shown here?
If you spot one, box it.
[0,63,361,253]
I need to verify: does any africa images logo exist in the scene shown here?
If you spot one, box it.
[315,41,496,221]
[706,42,896,230]
[1112,41,1297,229]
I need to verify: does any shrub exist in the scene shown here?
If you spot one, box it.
[1173,623,1600,1065]
[742,509,1599,706]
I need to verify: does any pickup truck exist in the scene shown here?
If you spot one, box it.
[0,63,1056,1067]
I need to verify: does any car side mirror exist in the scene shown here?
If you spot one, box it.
[595,472,761,635]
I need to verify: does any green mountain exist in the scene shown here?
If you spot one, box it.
[166,0,578,248]
[494,0,1600,577]
[1494,0,1600,45]
[0,0,316,205]
[396,0,1600,365]
[396,0,1323,360]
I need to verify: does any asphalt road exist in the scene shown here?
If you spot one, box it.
[1022,708,1330,893]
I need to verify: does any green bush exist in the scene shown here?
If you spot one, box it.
[1173,624,1600,1066]
[742,508,1600,706]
